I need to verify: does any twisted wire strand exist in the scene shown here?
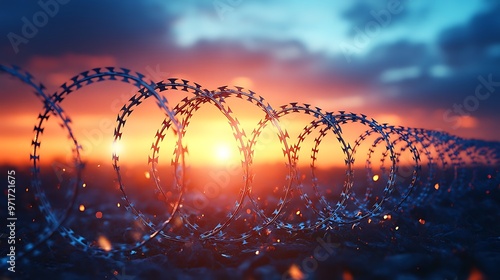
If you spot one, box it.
[1,65,183,261]
[0,65,85,260]
[1,65,499,262]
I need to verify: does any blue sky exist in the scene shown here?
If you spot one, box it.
[1,0,500,141]
[171,0,485,58]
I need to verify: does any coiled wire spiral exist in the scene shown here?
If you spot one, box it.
[1,65,498,263]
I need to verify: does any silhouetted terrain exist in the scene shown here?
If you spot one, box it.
[1,164,499,279]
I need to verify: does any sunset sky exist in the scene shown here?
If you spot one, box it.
[1,0,499,167]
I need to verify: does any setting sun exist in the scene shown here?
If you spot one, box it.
[214,143,232,161]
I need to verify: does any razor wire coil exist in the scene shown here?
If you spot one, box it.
[1,65,499,262]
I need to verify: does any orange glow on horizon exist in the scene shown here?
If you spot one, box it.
[0,81,489,168]
[0,117,436,168]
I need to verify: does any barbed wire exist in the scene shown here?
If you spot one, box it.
[1,65,499,263]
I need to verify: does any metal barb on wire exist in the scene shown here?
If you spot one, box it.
[0,65,498,263]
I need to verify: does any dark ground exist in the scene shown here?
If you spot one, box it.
[1,166,499,280]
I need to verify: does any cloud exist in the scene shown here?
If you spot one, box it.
[0,0,174,61]
[0,1,498,141]
[341,0,409,36]
[439,3,500,66]
[28,53,118,86]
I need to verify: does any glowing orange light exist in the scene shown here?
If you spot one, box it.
[288,264,304,280]
[255,250,260,255]
[458,115,478,128]
[82,183,87,188]
[96,211,103,219]
[418,219,426,225]
[173,216,183,228]
[144,171,151,179]
[372,175,379,182]
[383,214,391,220]
[468,267,485,280]
[434,183,439,190]
[117,203,121,207]
[231,76,253,89]
[296,210,301,215]
[343,271,354,280]
[79,205,85,212]
[98,235,112,251]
